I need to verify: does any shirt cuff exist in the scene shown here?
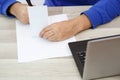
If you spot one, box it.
[82,8,103,29]
[1,0,17,17]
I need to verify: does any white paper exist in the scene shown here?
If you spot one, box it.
[28,6,48,37]
[16,6,76,62]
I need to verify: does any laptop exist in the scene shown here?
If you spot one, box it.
[68,35,120,80]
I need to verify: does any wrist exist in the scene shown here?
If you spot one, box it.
[72,14,91,34]
[9,2,21,16]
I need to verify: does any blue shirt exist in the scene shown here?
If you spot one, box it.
[0,0,120,28]
[0,0,16,16]
[44,0,99,6]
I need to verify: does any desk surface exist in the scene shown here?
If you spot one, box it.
[0,6,120,80]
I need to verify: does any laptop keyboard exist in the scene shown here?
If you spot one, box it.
[68,40,88,77]
[76,51,86,66]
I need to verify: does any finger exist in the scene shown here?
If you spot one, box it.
[47,35,58,42]
[42,30,54,39]
[40,26,52,37]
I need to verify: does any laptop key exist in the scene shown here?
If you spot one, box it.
[76,51,86,66]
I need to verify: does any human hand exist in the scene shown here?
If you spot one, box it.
[40,14,91,42]
[9,2,29,24]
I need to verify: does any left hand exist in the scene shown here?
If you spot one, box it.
[40,15,91,42]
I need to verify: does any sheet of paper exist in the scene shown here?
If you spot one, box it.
[28,6,48,37]
[16,6,76,62]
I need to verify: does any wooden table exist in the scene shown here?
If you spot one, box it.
[0,6,120,80]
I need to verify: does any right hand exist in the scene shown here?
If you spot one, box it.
[9,2,29,24]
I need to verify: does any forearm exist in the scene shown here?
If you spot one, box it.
[83,0,120,28]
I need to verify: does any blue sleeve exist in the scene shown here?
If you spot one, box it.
[0,0,17,16]
[83,0,120,29]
